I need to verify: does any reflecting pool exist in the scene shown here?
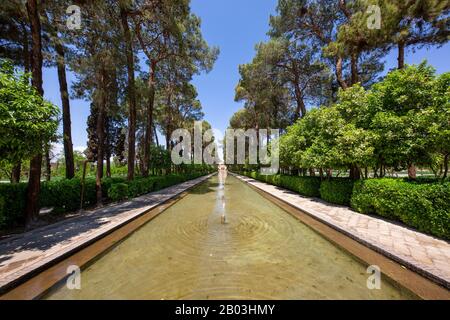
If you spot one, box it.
[44,175,415,299]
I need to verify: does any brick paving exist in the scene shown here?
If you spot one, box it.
[0,174,213,293]
[234,174,450,289]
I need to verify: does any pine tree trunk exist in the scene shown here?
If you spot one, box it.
[11,162,21,183]
[55,41,75,179]
[120,8,137,181]
[351,51,359,85]
[293,71,306,119]
[398,41,405,69]
[166,128,171,151]
[45,149,51,181]
[336,56,348,90]
[106,153,111,178]
[349,164,361,180]
[96,68,106,205]
[408,163,417,180]
[143,62,156,177]
[443,154,449,180]
[153,122,159,147]
[25,0,44,226]
[21,22,30,73]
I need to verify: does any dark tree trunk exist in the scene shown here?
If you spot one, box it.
[292,66,307,120]
[309,168,315,177]
[55,41,75,179]
[165,93,173,152]
[166,129,171,151]
[349,164,361,180]
[105,119,111,178]
[153,122,159,147]
[106,153,111,178]
[120,8,137,181]
[143,62,156,177]
[25,0,44,226]
[443,154,449,180]
[407,163,417,180]
[11,162,21,183]
[398,41,405,69]
[351,51,359,85]
[336,56,348,90]
[96,68,106,205]
[21,22,30,73]
[294,85,307,120]
[45,149,51,181]
[373,166,378,178]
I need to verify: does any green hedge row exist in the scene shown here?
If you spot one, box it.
[241,172,450,240]
[351,179,450,239]
[244,171,322,198]
[108,183,129,202]
[0,171,211,229]
[320,178,355,206]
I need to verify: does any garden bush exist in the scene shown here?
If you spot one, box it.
[0,171,208,230]
[280,176,321,197]
[0,182,27,228]
[351,179,450,239]
[241,171,321,197]
[108,183,129,202]
[39,177,107,213]
[319,178,355,206]
[127,177,155,197]
[238,171,450,239]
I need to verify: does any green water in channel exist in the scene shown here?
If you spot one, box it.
[44,175,415,299]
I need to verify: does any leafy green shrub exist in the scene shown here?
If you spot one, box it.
[153,175,185,190]
[39,177,103,213]
[108,183,129,202]
[40,178,81,213]
[280,176,321,197]
[265,174,281,186]
[242,172,321,197]
[319,178,355,205]
[240,170,450,239]
[0,172,208,229]
[127,177,155,197]
[102,177,127,198]
[351,179,450,239]
[0,182,27,228]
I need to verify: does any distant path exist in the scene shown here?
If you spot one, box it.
[0,174,214,293]
[233,174,450,289]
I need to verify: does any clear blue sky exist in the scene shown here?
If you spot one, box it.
[42,0,450,154]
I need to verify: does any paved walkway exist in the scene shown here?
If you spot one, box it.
[0,174,214,293]
[234,174,450,289]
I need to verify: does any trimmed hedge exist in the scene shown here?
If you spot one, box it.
[320,178,355,206]
[351,179,450,239]
[108,183,129,202]
[0,182,27,227]
[242,172,321,197]
[39,177,126,214]
[127,177,155,197]
[280,176,321,197]
[240,171,450,240]
[0,172,210,229]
